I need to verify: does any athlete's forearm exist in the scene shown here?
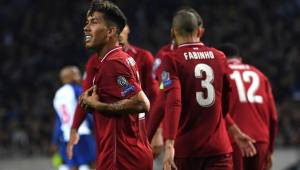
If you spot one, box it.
[225,114,235,128]
[227,123,242,138]
[72,104,88,130]
[147,92,165,141]
[94,91,150,115]
[165,139,175,149]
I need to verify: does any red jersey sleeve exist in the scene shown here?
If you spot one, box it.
[161,54,182,140]
[266,80,278,153]
[141,51,159,103]
[218,51,232,117]
[72,54,97,130]
[146,91,165,141]
[101,58,142,100]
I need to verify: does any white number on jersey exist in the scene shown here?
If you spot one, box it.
[194,64,215,107]
[230,70,263,103]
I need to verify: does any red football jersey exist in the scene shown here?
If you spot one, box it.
[152,44,175,83]
[73,47,152,169]
[124,44,158,104]
[82,53,98,91]
[72,53,98,130]
[147,44,174,140]
[74,44,158,129]
[226,58,278,153]
[162,42,232,157]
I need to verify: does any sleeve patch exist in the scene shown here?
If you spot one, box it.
[161,71,172,88]
[117,76,136,97]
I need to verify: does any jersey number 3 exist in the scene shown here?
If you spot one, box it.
[230,70,263,103]
[195,64,215,107]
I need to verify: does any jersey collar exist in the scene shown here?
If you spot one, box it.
[178,42,204,48]
[100,46,123,62]
[227,57,242,64]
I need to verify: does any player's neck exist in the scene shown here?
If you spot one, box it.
[122,42,129,50]
[176,36,199,46]
[96,41,120,60]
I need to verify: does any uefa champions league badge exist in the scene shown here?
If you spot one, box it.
[161,71,172,88]
[117,76,135,97]
[117,76,128,87]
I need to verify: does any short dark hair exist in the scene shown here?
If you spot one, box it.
[218,43,240,58]
[176,7,203,27]
[88,0,127,35]
[172,11,198,36]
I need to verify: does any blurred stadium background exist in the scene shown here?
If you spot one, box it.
[0,0,299,169]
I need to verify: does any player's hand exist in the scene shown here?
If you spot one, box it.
[67,129,80,160]
[151,128,164,159]
[265,153,272,170]
[163,140,177,170]
[233,132,256,157]
[81,86,99,110]
[79,86,93,107]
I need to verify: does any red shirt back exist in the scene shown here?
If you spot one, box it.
[162,42,232,157]
[227,58,278,152]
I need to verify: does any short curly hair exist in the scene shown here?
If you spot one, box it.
[87,0,127,35]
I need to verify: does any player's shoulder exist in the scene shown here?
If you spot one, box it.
[129,44,153,58]
[87,53,98,63]
[107,49,131,62]
[54,84,75,99]
[206,45,227,59]
[156,44,174,58]
[158,44,173,53]
[248,64,268,80]
[89,53,98,59]
[86,53,99,68]
[105,51,137,70]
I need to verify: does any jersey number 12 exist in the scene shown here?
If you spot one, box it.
[230,70,263,103]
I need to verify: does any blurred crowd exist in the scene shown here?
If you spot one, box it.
[0,0,299,156]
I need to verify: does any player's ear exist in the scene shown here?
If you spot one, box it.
[198,27,205,39]
[107,26,117,39]
[126,25,130,34]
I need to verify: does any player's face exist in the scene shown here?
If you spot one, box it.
[119,25,129,46]
[84,12,109,49]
